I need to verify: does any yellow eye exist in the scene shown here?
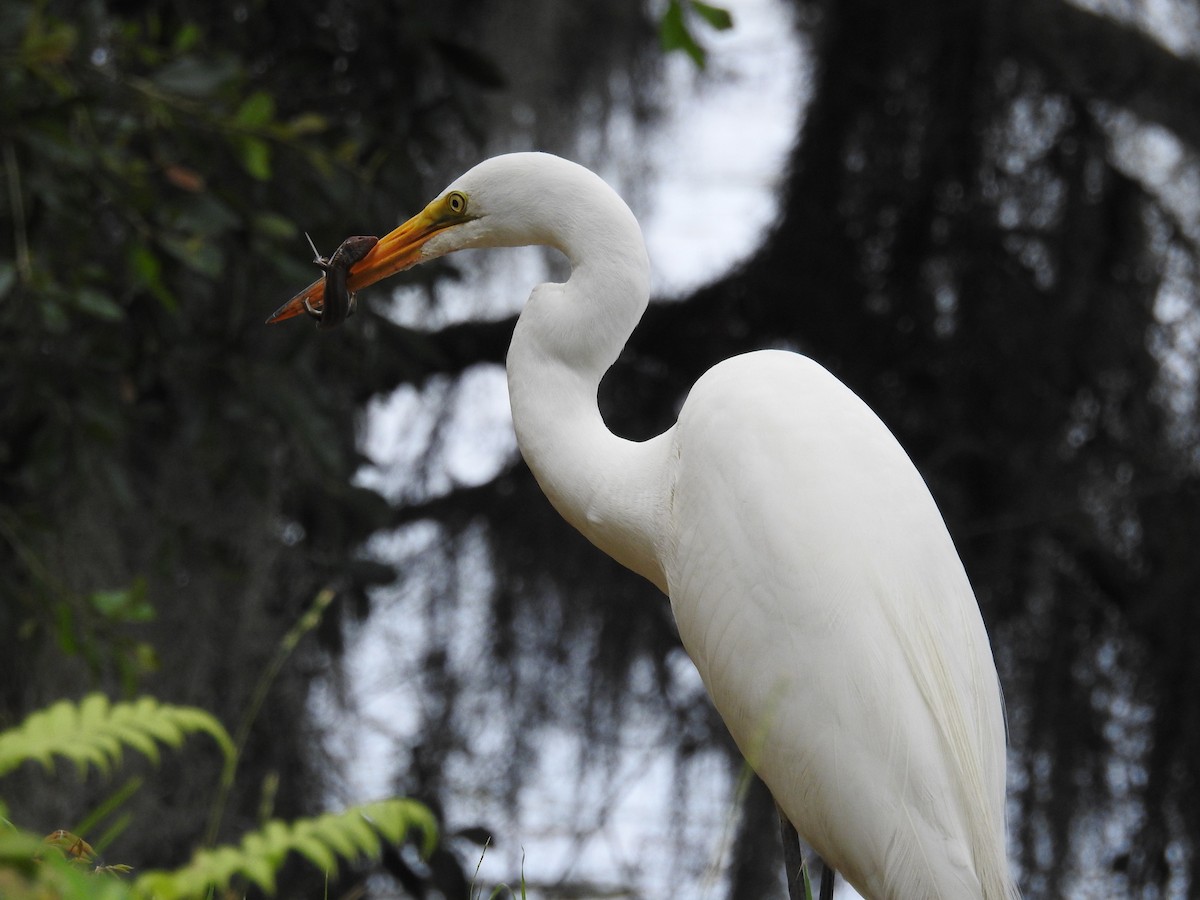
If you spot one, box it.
[446,191,468,215]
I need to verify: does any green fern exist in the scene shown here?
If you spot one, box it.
[0,694,235,781]
[1,694,436,898]
[134,798,437,898]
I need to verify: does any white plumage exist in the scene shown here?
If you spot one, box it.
[272,152,1019,899]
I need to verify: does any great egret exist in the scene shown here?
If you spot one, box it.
[269,152,1018,900]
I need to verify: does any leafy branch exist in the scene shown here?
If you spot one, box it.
[658,0,734,69]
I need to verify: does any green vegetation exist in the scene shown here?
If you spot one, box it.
[0,694,233,781]
[659,0,734,68]
[0,0,451,887]
[0,694,435,899]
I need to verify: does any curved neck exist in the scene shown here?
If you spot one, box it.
[505,203,669,592]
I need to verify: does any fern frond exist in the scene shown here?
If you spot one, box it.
[134,798,436,898]
[0,694,235,780]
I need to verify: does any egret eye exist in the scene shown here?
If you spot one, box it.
[447,191,468,215]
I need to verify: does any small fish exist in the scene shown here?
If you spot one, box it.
[303,234,379,330]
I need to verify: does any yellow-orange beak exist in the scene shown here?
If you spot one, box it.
[266,205,449,324]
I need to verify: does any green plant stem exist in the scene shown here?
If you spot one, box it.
[73,776,143,850]
[202,587,335,847]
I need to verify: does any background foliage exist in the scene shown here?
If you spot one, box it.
[3,0,1200,897]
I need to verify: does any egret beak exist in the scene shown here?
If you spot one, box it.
[265,205,448,324]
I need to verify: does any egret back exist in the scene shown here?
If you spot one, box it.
[663,350,1015,900]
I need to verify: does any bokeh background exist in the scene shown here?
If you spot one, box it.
[3,0,1200,897]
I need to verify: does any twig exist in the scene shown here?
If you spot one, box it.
[3,142,32,284]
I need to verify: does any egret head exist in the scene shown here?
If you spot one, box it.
[267,152,601,325]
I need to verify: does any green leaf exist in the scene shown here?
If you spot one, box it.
[0,828,44,871]
[305,813,358,861]
[128,244,159,282]
[128,244,177,310]
[88,580,155,623]
[659,0,706,68]
[236,842,278,892]
[171,22,201,54]
[290,830,336,872]
[238,135,272,181]
[134,799,435,899]
[0,693,234,780]
[89,590,127,619]
[235,90,275,128]
[691,1,733,31]
[53,601,77,656]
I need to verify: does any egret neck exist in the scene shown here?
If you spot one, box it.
[503,186,671,594]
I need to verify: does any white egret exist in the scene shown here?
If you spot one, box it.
[269,152,1018,900]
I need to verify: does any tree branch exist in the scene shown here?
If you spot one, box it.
[1015,0,1200,149]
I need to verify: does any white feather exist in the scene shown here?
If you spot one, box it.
[415,153,1019,899]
